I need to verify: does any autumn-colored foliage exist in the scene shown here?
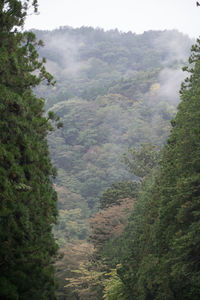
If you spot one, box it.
[89,198,135,250]
[55,242,102,299]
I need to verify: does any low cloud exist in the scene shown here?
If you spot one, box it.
[157,68,186,105]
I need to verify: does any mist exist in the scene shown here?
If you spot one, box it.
[153,30,194,65]
[157,68,186,105]
[36,27,194,209]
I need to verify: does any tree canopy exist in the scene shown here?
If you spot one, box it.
[116,37,200,300]
[0,1,58,298]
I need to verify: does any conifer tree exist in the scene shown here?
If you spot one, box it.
[153,38,200,300]
[118,38,200,299]
[0,1,59,298]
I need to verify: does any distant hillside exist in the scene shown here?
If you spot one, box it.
[34,27,193,244]
[35,27,192,107]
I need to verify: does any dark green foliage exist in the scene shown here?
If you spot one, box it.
[0,1,58,298]
[117,38,200,300]
[152,38,200,299]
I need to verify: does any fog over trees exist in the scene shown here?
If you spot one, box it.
[1,2,200,299]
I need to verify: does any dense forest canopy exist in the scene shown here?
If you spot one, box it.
[35,27,192,106]
[28,26,199,299]
[1,3,199,298]
[33,27,193,236]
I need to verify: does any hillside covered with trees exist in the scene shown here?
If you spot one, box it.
[90,38,200,300]
[34,28,192,234]
[1,2,200,299]
[30,26,200,299]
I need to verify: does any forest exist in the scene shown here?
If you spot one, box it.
[0,1,200,300]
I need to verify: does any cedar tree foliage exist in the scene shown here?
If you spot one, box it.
[0,1,59,299]
[118,38,200,300]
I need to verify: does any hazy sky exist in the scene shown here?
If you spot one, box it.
[25,0,200,38]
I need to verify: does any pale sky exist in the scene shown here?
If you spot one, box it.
[25,0,200,38]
